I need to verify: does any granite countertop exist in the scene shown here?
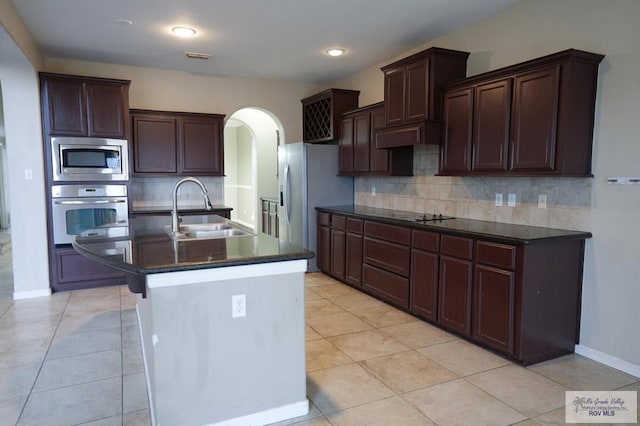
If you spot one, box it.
[316,205,592,245]
[73,214,313,276]
[130,204,233,215]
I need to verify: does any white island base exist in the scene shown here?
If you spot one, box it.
[135,259,309,426]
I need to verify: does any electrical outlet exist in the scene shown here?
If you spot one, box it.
[495,193,503,207]
[538,194,547,209]
[371,187,376,196]
[24,169,33,180]
[508,193,516,207]
[232,294,246,318]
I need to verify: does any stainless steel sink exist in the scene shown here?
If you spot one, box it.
[179,223,234,232]
[165,222,254,240]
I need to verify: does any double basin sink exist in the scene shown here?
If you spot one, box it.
[166,222,254,241]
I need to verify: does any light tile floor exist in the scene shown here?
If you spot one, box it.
[0,266,638,425]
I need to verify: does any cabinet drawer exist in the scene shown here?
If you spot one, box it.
[412,230,440,252]
[363,237,410,277]
[332,215,347,231]
[269,201,278,213]
[476,241,516,270]
[262,200,269,212]
[363,264,409,309]
[347,218,363,234]
[364,221,411,245]
[318,212,330,226]
[441,235,473,259]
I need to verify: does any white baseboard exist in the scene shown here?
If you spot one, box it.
[207,399,309,426]
[13,288,52,300]
[575,344,640,379]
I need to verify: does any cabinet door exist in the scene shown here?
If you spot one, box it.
[438,255,472,336]
[353,112,371,173]
[472,79,512,172]
[180,117,224,175]
[330,229,346,279]
[473,265,515,354]
[345,233,363,287]
[406,59,429,121]
[510,66,560,171]
[441,87,473,174]
[45,78,87,136]
[338,117,354,173]
[86,83,127,138]
[369,107,389,173]
[55,247,124,287]
[317,225,331,273]
[132,115,178,173]
[384,67,406,126]
[410,249,438,321]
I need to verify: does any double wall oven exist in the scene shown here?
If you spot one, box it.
[50,137,130,250]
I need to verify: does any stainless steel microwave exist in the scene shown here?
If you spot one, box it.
[51,136,129,181]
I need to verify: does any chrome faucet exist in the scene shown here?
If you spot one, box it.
[171,177,213,234]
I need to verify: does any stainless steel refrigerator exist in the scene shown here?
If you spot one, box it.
[278,142,354,271]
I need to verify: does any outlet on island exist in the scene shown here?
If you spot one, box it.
[232,294,246,318]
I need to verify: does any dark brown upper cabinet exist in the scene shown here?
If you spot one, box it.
[439,49,604,177]
[376,47,469,148]
[301,88,360,143]
[339,103,413,176]
[131,109,225,176]
[40,73,130,139]
[440,87,474,174]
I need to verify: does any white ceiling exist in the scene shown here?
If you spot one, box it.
[11,0,519,84]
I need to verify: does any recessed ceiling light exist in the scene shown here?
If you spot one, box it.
[172,26,197,37]
[326,48,345,57]
[114,19,133,26]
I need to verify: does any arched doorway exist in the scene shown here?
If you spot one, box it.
[223,108,282,232]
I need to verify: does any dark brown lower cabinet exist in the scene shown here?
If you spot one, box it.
[315,209,588,365]
[410,249,438,321]
[361,221,411,309]
[330,215,347,280]
[410,230,440,321]
[53,246,125,292]
[473,264,515,353]
[317,224,330,273]
[438,255,473,336]
[362,264,409,309]
[345,218,363,288]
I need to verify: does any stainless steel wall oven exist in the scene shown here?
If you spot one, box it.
[51,184,129,245]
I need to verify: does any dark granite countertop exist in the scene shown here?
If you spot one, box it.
[316,205,592,245]
[73,214,314,277]
[130,204,232,215]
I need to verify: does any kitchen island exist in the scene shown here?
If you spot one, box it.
[74,214,314,426]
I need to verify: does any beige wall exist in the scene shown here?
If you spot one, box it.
[0,26,49,296]
[336,0,640,371]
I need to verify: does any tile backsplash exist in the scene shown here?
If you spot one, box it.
[355,145,592,231]
[129,177,225,208]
